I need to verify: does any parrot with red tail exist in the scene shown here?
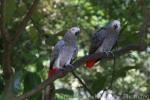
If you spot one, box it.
[48,27,80,77]
[44,27,80,100]
[86,20,121,69]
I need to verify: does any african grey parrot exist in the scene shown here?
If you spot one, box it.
[86,20,121,68]
[48,27,80,77]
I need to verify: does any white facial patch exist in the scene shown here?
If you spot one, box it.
[70,27,80,34]
[112,20,121,32]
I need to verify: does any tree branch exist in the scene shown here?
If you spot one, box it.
[0,0,11,41]
[16,44,145,100]
[139,0,150,44]
[12,0,39,45]
[23,0,45,35]
[0,0,12,79]
[0,0,6,38]
[2,42,13,79]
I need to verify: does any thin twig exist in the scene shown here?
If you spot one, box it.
[99,52,116,100]
[109,52,116,90]
[12,0,39,45]
[23,0,45,35]
[71,71,93,96]
[139,0,150,44]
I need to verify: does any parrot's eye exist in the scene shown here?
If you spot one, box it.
[71,29,75,32]
[114,24,118,30]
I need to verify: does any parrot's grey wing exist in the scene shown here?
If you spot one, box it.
[110,33,118,50]
[71,45,78,61]
[50,40,65,69]
[89,28,107,54]
[100,33,118,52]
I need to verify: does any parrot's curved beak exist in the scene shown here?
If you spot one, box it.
[114,24,118,30]
[75,30,80,36]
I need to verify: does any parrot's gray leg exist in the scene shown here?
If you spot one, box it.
[108,51,114,57]
[104,51,109,56]
[104,51,108,56]
[65,64,74,70]
[58,67,65,74]
[59,64,74,77]
[104,51,114,57]
[59,68,65,71]
[61,64,74,72]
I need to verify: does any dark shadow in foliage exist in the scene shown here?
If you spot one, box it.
[24,72,42,100]
[0,76,4,94]
[56,88,74,96]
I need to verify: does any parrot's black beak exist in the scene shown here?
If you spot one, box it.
[114,24,118,30]
[75,31,80,36]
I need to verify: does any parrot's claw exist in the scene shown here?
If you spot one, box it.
[104,51,109,56]
[104,51,114,57]
[59,68,66,76]
[108,51,114,57]
[59,64,74,77]
[104,51,108,56]
[66,64,74,70]
[68,64,74,67]
[60,68,65,72]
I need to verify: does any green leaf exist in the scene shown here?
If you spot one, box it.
[0,92,5,100]
[56,88,74,96]
[36,60,44,71]
[91,73,107,94]
[0,76,4,94]
[115,66,139,79]
[27,26,39,44]
[24,72,41,100]
[4,0,16,24]
[32,10,44,23]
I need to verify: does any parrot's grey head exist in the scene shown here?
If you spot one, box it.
[110,20,121,33]
[64,27,80,43]
[69,27,80,36]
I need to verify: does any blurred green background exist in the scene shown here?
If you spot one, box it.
[0,0,150,100]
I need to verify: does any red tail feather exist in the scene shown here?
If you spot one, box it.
[48,67,59,78]
[86,59,97,69]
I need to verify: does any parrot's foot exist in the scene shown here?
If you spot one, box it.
[104,51,114,57]
[59,68,66,77]
[108,51,114,57]
[59,64,74,77]
[59,68,65,72]
[65,64,74,70]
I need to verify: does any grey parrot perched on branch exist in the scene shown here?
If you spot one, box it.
[48,27,80,77]
[45,27,80,100]
[86,20,121,68]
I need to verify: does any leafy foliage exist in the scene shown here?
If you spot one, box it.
[0,0,150,99]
